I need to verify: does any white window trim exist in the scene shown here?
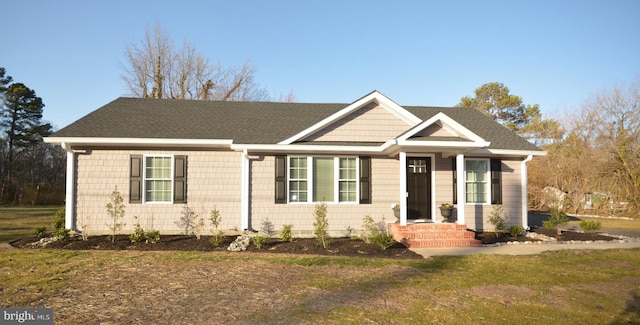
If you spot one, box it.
[465,158,491,205]
[287,156,359,204]
[143,154,174,204]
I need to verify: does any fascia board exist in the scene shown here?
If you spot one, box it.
[44,137,234,147]
[278,91,421,145]
[396,140,491,148]
[231,143,392,154]
[468,148,548,157]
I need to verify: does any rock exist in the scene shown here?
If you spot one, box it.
[227,234,251,252]
[29,237,58,248]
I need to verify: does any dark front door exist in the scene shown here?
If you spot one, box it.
[407,158,432,220]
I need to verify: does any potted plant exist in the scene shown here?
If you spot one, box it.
[391,203,400,221]
[439,203,454,222]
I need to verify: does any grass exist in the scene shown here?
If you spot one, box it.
[0,206,61,242]
[1,207,640,323]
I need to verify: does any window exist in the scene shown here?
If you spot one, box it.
[465,159,489,204]
[130,155,187,204]
[288,157,358,203]
[145,156,173,203]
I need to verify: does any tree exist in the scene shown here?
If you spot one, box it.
[121,23,269,101]
[456,82,544,134]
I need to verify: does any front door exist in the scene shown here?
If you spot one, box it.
[407,158,432,220]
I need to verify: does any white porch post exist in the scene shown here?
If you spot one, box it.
[399,152,407,226]
[241,149,250,230]
[62,143,75,230]
[456,153,465,224]
[521,155,533,229]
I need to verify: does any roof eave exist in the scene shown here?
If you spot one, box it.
[44,137,234,148]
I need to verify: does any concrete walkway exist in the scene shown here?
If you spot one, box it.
[411,240,640,258]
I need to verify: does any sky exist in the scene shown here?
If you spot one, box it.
[2,0,639,130]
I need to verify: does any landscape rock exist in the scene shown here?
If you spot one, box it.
[227,234,251,252]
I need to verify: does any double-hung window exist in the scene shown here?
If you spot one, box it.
[288,156,358,203]
[465,159,489,204]
[144,155,173,203]
[129,154,187,204]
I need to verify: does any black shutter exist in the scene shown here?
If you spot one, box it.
[452,158,457,204]
[129,155,143,203]
[274,155,287,204]
[174,155,187,203]
[490,159,502,204]
[359,156,371,204]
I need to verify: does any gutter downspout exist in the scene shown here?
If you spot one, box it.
[521,155,534,229]
[241,149,250,230]
[61,142,75,231]
[456,154,465,224]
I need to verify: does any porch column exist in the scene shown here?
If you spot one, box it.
[399,152,407,226]
[521,155,533,229]
[456,153,465,224]
[62,143,75,230]
[240,149,250,230]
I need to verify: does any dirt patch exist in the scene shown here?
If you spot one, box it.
[10,235,423,260]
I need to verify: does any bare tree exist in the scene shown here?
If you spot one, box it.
[121,23,268,101]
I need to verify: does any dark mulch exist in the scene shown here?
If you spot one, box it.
[476,227,618,245]
[10,234,423,259]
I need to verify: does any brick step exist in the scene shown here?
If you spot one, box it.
[388,223,482,248]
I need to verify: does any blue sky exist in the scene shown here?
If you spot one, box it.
[3,0,639,130]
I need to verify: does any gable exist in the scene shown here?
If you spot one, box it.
[300,102,413,143]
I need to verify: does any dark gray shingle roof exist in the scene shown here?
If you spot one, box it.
[51,97,540,151]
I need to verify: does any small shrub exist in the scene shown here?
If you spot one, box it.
[105,187,126,243]
[130,217,146,243]
[545,207,570,235]
[194,216,205,240]
[34,226,47,238]
[253,235,267,249]
[281,224,294,242]
[371,232,396,250]
[209,207,223,247]
[145,230,160,244]
[509,225,524,237]
[488,205,506,238]
[55,228,70,241]
[313,202,330,249]
[260,218,276,238]
[361,215,378,243]
[52,207,65,231]
[580,220,601,233]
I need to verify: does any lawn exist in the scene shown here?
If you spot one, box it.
[0,206,61,242]
[1,207,639,324]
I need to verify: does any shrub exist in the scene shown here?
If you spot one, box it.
[253,235,267,249]
[52,207,65,231]
[580,220,601,233]
[313,202,330,249]
[145,230,161,244]
[34,226,47,238]
[509,225,524,237]
[371,232,396,250]
[130,218,146,243]
[281,224,294,242]
[105,186,126,243]
[361,215,378,243]
[55,228,70,241]
[544,207,570,235]
[209,207,224,247]
[488,205,506,237]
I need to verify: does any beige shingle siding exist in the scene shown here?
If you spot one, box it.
[248,155,400,237]
[75,149,242,234]
[462,159,523,231]
[302,103,412,142]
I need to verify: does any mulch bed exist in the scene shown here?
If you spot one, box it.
[10,234,424,259]
[476,227,618,245]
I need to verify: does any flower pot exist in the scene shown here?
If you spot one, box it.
[440,207,454,222]
[392,207,400,220]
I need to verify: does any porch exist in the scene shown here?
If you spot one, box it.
[388,222,482,248]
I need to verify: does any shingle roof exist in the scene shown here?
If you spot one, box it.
[51,97,541,151]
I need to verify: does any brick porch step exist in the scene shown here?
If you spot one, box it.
[388,223,482,248]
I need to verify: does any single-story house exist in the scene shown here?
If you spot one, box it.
[45,91,545,241]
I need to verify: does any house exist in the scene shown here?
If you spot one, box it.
[45,91,545,246]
